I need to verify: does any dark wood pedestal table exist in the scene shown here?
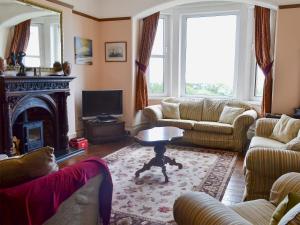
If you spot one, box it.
[135,126,183,183]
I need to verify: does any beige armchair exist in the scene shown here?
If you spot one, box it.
[173,172,300,225]
[243,118,300,201]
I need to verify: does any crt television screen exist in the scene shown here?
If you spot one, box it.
[82,90,123,117]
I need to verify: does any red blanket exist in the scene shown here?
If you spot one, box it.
[0,157,113,225]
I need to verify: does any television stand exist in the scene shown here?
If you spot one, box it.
[96,115,117,122]
[83,119,126,144]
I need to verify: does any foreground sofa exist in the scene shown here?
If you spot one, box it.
[174,172,300,225]
[144,97,257,151]
[244,118,300,201]
[0,147,112,225]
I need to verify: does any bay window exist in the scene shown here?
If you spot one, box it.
[181,14,238,97]
[254,64,264,97]
[147,16,169,96]
[146,3,270,103]
[25,24,42,67]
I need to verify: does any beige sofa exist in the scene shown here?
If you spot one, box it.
[173,172,300,225]
[244,118,300,201]
[144,97,257,152]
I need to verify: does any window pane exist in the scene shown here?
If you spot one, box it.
[255,65,265,97]
[149,57,164,94]
[26,26,40,56]
[184,15,237,96]
[151,19,164,56]
[24,57,40,67]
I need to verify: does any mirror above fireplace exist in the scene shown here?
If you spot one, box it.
[0,0,63,68]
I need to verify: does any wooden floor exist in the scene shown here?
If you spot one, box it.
[60,137,245,205]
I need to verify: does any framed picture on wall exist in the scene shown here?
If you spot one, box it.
[74,37,93,65]
[105,42,127,62]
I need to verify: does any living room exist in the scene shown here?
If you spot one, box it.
[1,0,300,224]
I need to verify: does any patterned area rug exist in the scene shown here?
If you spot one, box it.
[105,144,238,225]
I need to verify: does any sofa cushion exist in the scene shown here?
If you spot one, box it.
[157,119,195,130]
[286,136,300,151]
[202,99,226,122]
[230,199,276,225]
[270,193,300,225]
[161,101,180,119]
[193,121,233,134]
[0,147,58,188]
[179,100,204,121]
[219,106,245,124]
[250,136,286,149]
[201,99,251,122]
[278,203,300,225]
[271,115,300,144]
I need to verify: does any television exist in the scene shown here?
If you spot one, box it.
[82,90,123,119]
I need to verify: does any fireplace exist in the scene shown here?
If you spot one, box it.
[0,75,75,157]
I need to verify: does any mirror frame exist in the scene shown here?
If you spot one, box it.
[17,0,64,67]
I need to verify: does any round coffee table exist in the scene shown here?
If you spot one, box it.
[134,126,183,183]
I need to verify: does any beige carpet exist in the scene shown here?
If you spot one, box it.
[104,144,238,225]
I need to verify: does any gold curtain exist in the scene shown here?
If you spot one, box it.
[255,6,273,116]
[135,12,160,111]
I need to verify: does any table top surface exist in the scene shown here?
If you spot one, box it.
[135,126,183,144]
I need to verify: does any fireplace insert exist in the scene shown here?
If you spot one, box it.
[14,121,44,154]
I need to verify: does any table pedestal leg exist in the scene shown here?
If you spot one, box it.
[135,143,183,183]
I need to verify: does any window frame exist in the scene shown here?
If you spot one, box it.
[180,11,241,99]
[147,15,170,98]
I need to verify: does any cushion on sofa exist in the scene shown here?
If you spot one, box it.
[0,147,58,188]
[179,100,204,121]
[271,115,300,143]
[202,99,226,122]
[157,119,195,130]
[218,106,245,124]
[193,121,233,135]
[161,101,180,119]
[278,203,300,225]
[286,136,300,151]
[270,193,300,225]
[250,136,286,149]
[230,199,276,225]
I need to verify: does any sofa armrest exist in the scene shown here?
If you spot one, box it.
[43,175,103,225]
[255,118,279,137]
[233,110,257,130]
[173,192,251,225]
[143,104,163,122]
[270,172,300,206]
[244,147,300,178]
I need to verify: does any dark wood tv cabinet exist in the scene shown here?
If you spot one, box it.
[83,119,126,144]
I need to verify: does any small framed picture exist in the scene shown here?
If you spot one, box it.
[105,42,127,62]
[74,37,93,65]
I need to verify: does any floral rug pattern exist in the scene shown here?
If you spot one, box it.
[104,144,238,225]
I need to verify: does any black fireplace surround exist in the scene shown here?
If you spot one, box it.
[0,76,75,157]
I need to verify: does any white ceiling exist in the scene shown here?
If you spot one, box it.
[0,2,56,27]
[59,0,300,18]
[1,0,299,19]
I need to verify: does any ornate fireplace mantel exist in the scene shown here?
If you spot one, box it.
[0,75,75,156]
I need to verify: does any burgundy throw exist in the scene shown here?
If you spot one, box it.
[0,157,113,225]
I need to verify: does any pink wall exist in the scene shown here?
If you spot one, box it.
[272,8,300,115]
[97,20,134,129]
[29,0,133,136]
